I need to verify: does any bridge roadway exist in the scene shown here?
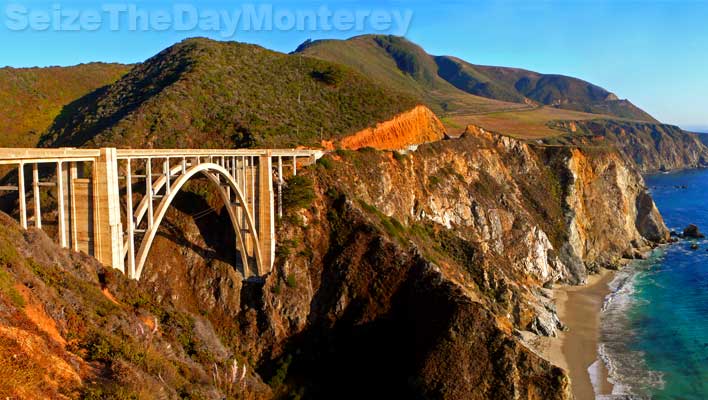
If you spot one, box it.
[0,148,323,279]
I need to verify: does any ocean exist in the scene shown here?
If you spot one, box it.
[599,169,708,399]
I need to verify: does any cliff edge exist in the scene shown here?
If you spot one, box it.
[336,105,447,150]
[127,129,666,399]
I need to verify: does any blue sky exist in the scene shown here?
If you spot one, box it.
[1,0,707,130]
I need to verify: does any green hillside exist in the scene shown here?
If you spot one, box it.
[40,38,419,149]
[294,35,529,115]
[297,35,656,123]
[434,56,527,104]
[0,63,130,147]
[445,60,657,122]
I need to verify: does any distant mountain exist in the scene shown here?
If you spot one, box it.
[0,63,130,147]
[40,38,419,149]
[296,35,657,122]
[294,35,529,116]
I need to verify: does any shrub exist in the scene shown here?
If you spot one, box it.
[317,157,334,170]
[310,66,344,85]
[324,187,340,199]
[392,151,407,163]
[357,199,378,215]
[276,239,298,258]
[428,175,441,188]
[283,176,315,210]
[286,274,297,288]
[84,331,116,361]
[0,267,24,308]
[268,354,293,388]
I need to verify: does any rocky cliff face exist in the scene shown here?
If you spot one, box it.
[555,147,668,272]
[0,125,668,398]
[550,120,708,173]
[326,129,667,283]
[337,105,447,150]
[124,129,667,399]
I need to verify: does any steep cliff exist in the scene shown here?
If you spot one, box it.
[549,120,708,172]
[124,130,667,399]
[338,105,447,150]
[321,129,667,283]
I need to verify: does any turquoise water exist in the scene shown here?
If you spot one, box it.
[600,170,708,399]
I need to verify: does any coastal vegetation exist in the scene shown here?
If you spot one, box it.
[39,38,418,149]
[0,63,129,147]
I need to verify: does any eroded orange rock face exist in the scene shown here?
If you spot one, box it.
[339,105,446,150]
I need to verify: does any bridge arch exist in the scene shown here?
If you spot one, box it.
[133,163,263,280]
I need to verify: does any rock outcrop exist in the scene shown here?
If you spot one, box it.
[683,224,705,239]
[559,147,669,275]
[338,105,446,150]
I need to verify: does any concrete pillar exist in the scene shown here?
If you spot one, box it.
[243,158,254,259]
[73,178,93,255]
[125,159,136,279]
[69,162,79,251]
[57,162,67,248]
[258,153,275,273]
[32,164,41,229]
[92,148,124,272]
[146,159,154,229]
[18,163,27,229]
[277,156,283,218]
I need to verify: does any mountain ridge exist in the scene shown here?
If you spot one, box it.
[296,34,656,122]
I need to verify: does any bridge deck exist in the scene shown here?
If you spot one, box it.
[0,148,323,164]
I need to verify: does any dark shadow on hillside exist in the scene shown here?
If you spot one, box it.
[39,84,115,147]
[254,220,452,400]
[155,190,244,273]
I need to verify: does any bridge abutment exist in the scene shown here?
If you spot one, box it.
[92,148,124,272]
[258,153,275,274]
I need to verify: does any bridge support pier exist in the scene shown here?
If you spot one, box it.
[92,148,124,272]
[258,153,275,273]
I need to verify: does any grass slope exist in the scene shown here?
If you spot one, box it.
[454,106,614,139]
[40,38,419,149]
[0,63,130,147]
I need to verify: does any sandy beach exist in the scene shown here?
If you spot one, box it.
[540,269,616,400]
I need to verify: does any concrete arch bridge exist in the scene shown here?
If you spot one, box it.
[0,148,323,279]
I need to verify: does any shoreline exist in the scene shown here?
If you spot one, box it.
[541,269,616,400]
